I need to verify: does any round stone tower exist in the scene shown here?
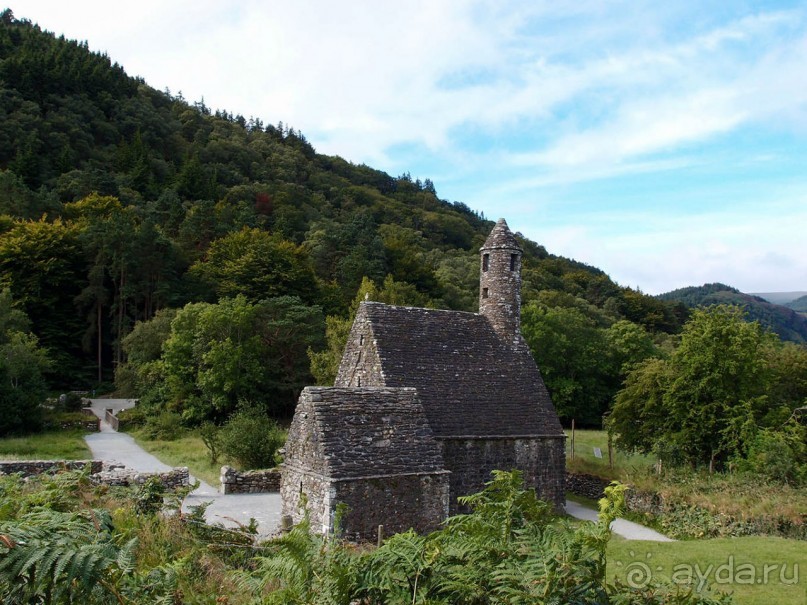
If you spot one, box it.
[479,218,523,345]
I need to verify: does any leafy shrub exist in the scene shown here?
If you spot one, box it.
[116,405,148,430]
[113,363,139,397]
[237,472,732,605]
[142,410,185,441]
[219,410,285,469]
[58,392,84,412]
[134,476,166,516]
[736,428,806,485]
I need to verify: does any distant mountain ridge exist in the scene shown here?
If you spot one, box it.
[751,291,807,305]
[657,283,807,343]
[785,295,807,313]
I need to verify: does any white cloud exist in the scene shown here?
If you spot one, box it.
[529,196,807,294]
[11,1,807,293]
[15,1,807,170]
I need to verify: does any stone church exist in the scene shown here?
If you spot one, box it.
[281,219,565,540]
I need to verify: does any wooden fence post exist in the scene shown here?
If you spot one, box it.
[570,419,575,461]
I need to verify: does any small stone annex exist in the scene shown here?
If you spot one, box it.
[281,219,565,540]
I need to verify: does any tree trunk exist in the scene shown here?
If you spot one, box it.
[97,301,102,383]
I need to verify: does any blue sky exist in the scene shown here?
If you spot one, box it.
[15,0,807,294]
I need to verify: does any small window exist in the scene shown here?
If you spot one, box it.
[359,334,364,345]
[510,253,517,271]
[482,287,489,299]
[357,377,362,387]
[482,253,489,271]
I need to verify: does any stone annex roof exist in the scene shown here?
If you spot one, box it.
[481,218,523,251]
[285,387,446,480]
[356,302,563,438]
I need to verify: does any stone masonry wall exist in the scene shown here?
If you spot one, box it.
[281,466,332,532]
[441,437,566,513]
[565,472,611,501]
[479,221,522,344]
[335,472,450,541]
[565,472,667,516]
[335,309,385,388]
[220,466,281,494]
[0,460,103,477]
[281,467,451,541]
[0,460,189,490]
[90,466,190,490]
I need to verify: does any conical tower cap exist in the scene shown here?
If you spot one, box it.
[481,218,522,251]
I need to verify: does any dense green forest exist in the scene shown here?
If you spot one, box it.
[0,10,694,431]
[1,11,805,444]
[657,282,807,343]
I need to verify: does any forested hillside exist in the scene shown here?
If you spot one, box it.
[657,283,807,343]
[2,10,688,429]
[785,295,807,313]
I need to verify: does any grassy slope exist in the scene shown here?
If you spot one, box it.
[127,429,223,487]
[566,429,654,479]
[607,536,805,605]
[568,430,807,528]
[567,440,806,605]
[0,429,92,459]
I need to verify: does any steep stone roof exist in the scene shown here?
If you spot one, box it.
[481,218,522,251]
[285,387,446,479]
[355,302,563,438]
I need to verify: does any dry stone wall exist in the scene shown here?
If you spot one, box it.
[220,466,281,494]
[565,472,611,501]
[91,466,189,489]
[0,460,189,490]
[565,472,667,517]
[0,460,103,477]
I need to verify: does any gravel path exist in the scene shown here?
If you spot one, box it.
[85,400,282,536]
[565,499,674,541]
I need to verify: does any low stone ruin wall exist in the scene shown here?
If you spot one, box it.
[0,460,104,477]
[565,471,667,516]
[565,471,610,501]
[220,465,281,494]
[0,460,189,490]
[92,465,190,490]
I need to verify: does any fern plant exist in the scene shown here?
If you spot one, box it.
[0,507,178,604]
[0,507,133,603]
[234,506,356,605]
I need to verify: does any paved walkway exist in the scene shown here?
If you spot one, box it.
[565,500,674,541]
[85,400,282,536]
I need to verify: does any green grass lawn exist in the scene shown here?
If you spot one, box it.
[565,428,654,479]
[127,429,223,487]
[0,429,92,460]
[607,536,805,605]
